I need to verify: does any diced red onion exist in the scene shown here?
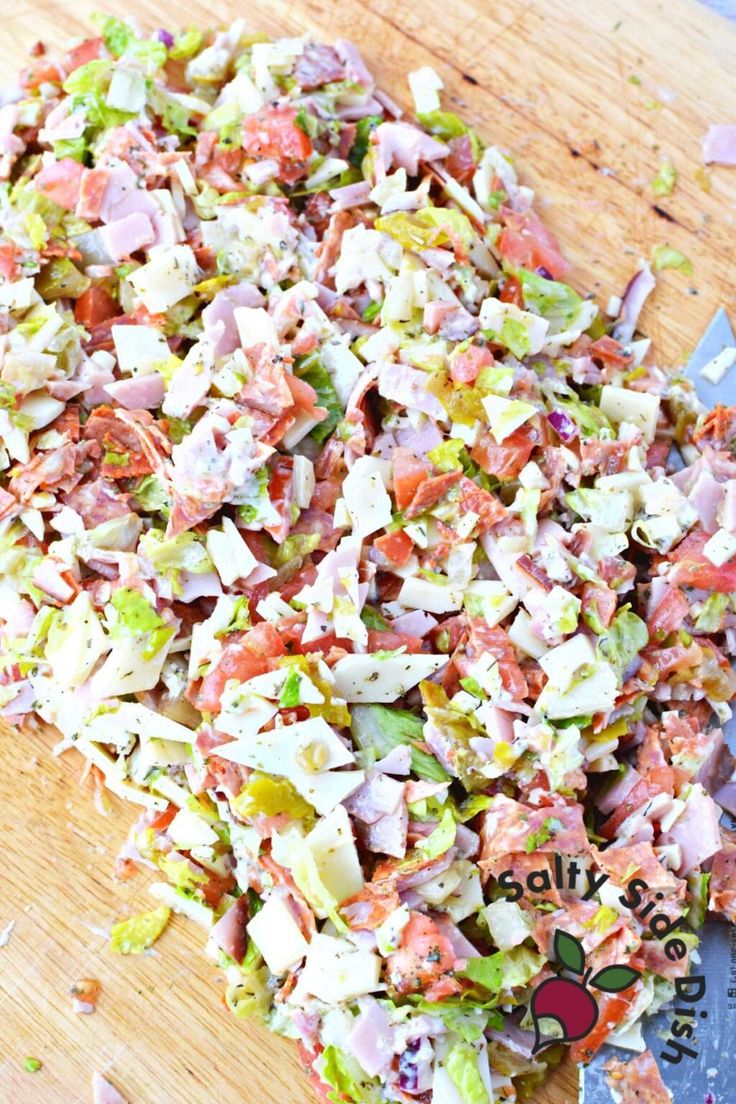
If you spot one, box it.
[546,409,579,442]
[398,1040,420,1092]
[156,29,175,47]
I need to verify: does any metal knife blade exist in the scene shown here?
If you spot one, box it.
[580,310,736,1104]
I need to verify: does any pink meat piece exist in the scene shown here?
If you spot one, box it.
[658,785,723,875]
[202,283,265,358]
[46,380,88,401]
[39,98,86,143]
[702,124,736,166]
[373,122,447,178]
[98,161,159,224]
[348,997,394,1078]
[432,913,481,959]
[92,1072,128,1104]
[378,361,445,419]
[335,40,375,91]
[99,212,156,261]
[75,356,117,405]
[423,302,479,341]
[721,480,736,532]
[294,44,345,90]
[395,419,444,457]
[62,479,132,527]
[105,372,165,410]
[596,764,644,816]
[390,610,438,637]
[374,745,412,776]
[161,356,211,419]
[480,794,591,863]
[687,469,724,532]
[34,157,85,210]
[175,571,223,602]
[329,181,372,209]
[32,558,77,603]
[209,896,249,964]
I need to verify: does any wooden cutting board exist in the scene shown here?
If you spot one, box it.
[1,1,735,1101]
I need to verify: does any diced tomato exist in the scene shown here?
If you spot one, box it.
[449,343,493,384]
[265,456,295,545]
[387,912,457,995]
[74,286,119,328]
[64,37,103,73]
[445,134,476,184]
[669,530,736,592]
[647,586,689,640]
[569,993,633,1063]
[150,804,179,831]
[404,470,463,520]
[367,630,424,654]
[0,242,20,280]
[188,624,284,713]
[242,106,313,184]
[471,425,537,481]
[457,476,506,531]
[285,373,328,422]
[392,447,431,510]
[22,62,63,90]
[76,167,110,221]
[373,529,414,566]
[497,207,569,279]
[600,778,661,839]
[465,619,528,699]
[499,273,524,307]
[581,582,618,631]
[589,335,633,366]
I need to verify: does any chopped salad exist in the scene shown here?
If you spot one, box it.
[1,15,735,1104]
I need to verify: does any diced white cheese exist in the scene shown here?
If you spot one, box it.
[537,634,618,719]
[484,899,533,951]
[600,385,660,443]
[233,306,279,350]
[700,346,736,385]
[331,652,447,702]
[306,805,364,903]
[0,277,35,310]
[296,933,381,1003]
[463,580,518,627]
[206,517,258,586]
[247,892,310,975]
[212,716,363,814]
[168,806,219,848]
[482,395,538,443]
[18,393,65,431]
[519,461,548,490]
[399,575,464,614]
[408,65,444,114]
[112,325,171,375]
[106,66,147,112]
[321,336,364,407]
[292,454,315,509]
[149,882,214,928]
[343,456,393,538]
[360,325,401,363]
[703,528,736,567]
[128,245,199,314]
[44,591,109,688]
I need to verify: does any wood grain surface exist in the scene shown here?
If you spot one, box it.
[1,1,735,1102]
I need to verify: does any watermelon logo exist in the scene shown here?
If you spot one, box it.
[530,931,640,1054]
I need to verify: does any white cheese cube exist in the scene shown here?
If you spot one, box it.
[703,528,736,567]
[247,893,310,975]
[600,385,660,443]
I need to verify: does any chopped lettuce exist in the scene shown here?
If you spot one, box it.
[445,1042,490,1104]
[351,704,450,781]
[416,806,457,858]
[597,606,649,681]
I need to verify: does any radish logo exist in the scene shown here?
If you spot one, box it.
[530,931,641,1054]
